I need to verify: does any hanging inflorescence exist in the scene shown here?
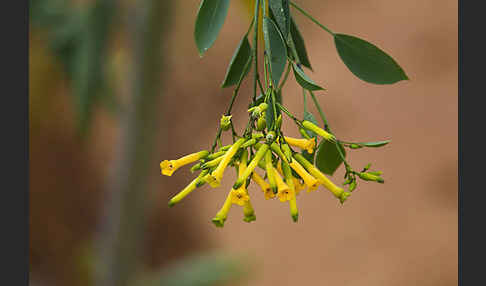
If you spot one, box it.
[160,0,407,227]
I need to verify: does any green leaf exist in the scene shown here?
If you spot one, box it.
[221,35,252,88]
[361,140,391,148]
[334,33,408,84]
[269,0,290,39]
[194,0,230,56]
[315,140,346,175]
[292,63,324,91]
[303,111,318,138]
[289,16,312,70]
[263,16,288,87]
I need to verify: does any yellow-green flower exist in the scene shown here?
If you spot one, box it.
[252,172,275,199]
[274,168,294,202]
[289,159,319,191]
[205,138,246,187]
[233,143,269,189]
[302,120,335,142]
[294,153,350,203]
[160,150,209,176]
[230,188,250,206]
[293,177,306,195]
[284,136,316,154]
[168,170,209,207]
[289,195,298,222]
[212,191,233,227]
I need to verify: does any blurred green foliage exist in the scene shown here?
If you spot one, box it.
[30,0,115,135]
[137,252,250,286]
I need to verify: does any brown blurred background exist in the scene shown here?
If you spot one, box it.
[30,0,457,285]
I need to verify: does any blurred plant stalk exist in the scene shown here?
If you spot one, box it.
[95,0,171,286]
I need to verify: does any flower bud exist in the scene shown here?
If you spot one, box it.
[220,115,232,131]
[275,114,282,130]
[190,162,202,173]
[349,180,357,191]
[358,172,384,183]
[256,116,267,131]
[349,143,362,149]
[302,120,335,142]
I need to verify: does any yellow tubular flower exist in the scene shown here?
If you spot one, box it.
[168,170,209,207]
[293,153,350,204]
[160,150,209,176]
[233,143,269,189]
[289,159,319,192]
[302,120,336,142]
[252,172,275,199]
[289,195,298,222]
[273,168,294,202]
[292,177,306,195]
[205,138,246,187]
[237,150,256,222]
[271,143,289,163]
[284,136,317,154]
[230,188,250,206]
[243,200,256,222]
[264,150,278,193]
[212,191,233,227]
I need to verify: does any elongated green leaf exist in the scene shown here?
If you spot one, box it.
[269,0,290,39]
[292,63,324,91]
[315,140,346,175]
[221,35,252,88]
[289,16,312,70]
[194,0,230,56]
[263,17,287,86]
[334,34,408,84]
[361,140,391,147]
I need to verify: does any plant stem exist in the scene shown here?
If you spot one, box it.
[289,1,335,36]
[276,102,300,124]
[303,88,308,113]
[308,90,330,132]
[257,76,265,95]
[211,55,253,151]
[252,0,260,103]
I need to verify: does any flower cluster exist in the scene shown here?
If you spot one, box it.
[160,104,361,227]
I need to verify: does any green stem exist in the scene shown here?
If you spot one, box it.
[253,0,260,103]
[308,90,330,132]
[257,76,265,95]
[211,53,253,151]
[276,102,300,124]
[289,1,335,36]
[303,88,308,113]
[335,140,351,169]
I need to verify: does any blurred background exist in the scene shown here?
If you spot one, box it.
[29,0,457,285]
